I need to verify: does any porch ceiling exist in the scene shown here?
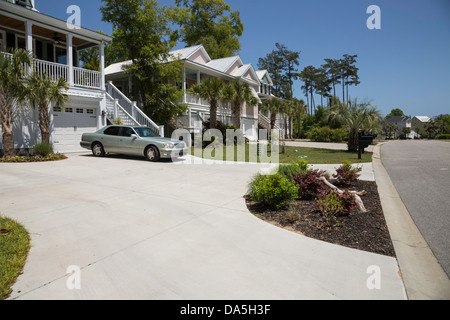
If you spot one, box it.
[0,13,95,48]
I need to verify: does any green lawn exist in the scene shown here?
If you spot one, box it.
[0,215,30,300]
[190,145,372,164]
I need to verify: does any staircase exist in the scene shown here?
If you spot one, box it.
[105,82,163,136]
[258,112,283,139]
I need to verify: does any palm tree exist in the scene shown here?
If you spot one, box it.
[289,98,307,138]
[0,49,31,157]
[26,73,69,145]
[260,98,283,130]
[190,77,227,129]
[327,99,382,152]
[225,80,259,130]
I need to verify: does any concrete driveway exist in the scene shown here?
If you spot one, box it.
[0,153,406,300]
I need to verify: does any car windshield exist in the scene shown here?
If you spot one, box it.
[134,127,158,138]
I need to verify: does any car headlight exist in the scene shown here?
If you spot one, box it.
[163,143,175,149]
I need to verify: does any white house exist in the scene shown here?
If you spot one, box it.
[411,116,431,138]
[0,0,116,154]
[105,45,286,142]
[386,115,413,139]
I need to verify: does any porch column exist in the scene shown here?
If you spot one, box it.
[100,41,105,91]
[67,34,74,86]
[182,68,187,103]
[25,21,33,54]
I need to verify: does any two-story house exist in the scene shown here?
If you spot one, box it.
[0,0,118,153]
[105,45,286,142]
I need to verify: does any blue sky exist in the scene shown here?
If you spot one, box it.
[36,0,450,118]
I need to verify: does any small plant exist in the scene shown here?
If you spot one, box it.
[295,158,310,172]
[317,189,358,219]
[33,142,53,156]
[285,204,300,223]
[333,161,362,186]
[277,163,302,179]
[292,169,329,200]
[112,117,124,125]
[250,173,298,209]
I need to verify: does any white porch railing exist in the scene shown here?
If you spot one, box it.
[33,58,68,83]
[73,66,101,89]
[1,52,102,90]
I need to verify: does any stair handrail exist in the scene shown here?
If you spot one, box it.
[106,81,162,135]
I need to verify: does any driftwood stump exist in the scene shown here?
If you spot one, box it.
[318,176,367,213]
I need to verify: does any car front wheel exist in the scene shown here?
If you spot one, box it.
[145,146,160,162]
[92,142,105,157]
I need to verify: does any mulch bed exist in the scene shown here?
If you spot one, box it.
[246,180,396,257]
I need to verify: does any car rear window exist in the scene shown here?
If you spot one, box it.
[104,127,120,136]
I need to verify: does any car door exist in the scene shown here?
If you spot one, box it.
[117,127,142,155]
[101,126,122,153]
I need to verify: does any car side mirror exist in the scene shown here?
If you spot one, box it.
[131,134,138,139]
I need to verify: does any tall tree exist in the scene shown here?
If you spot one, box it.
[0,49,31,156]
[322,58,341,99]
[26,74,69,145]
[189,77,227,129]
[290,98,307,138]
[100,0,187,125]
[258,43,301,100]
[339,54,359,104]
[173,0,243,59]
[300,65,321,114]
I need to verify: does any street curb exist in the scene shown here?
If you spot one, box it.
[372,143,450,300]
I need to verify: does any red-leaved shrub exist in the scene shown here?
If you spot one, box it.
[292,169,329,200]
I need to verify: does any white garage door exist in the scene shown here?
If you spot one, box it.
[52,106,98,153]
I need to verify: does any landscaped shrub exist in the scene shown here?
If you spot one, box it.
[0,154,67,162]
[307,127,348,143]
[436,134,450,140]
[250,173,298,209]
[317,189,358,219]
[277,163,303,179]
[333,161,362,186]
[33,142,53,156]
[292,169,329,200]
[331,128,348,142]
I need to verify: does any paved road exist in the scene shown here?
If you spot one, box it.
[0,153,405,300]
[381,140,450,278]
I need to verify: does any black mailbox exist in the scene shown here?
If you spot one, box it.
[358,134,375,159]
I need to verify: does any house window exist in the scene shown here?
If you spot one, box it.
[76,108,84,114]
[55,46,67,64]
[16,36,25,50]
[65,108,73,113]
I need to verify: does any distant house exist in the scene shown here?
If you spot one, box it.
[411,116,431,138]
[386,115,413,138]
